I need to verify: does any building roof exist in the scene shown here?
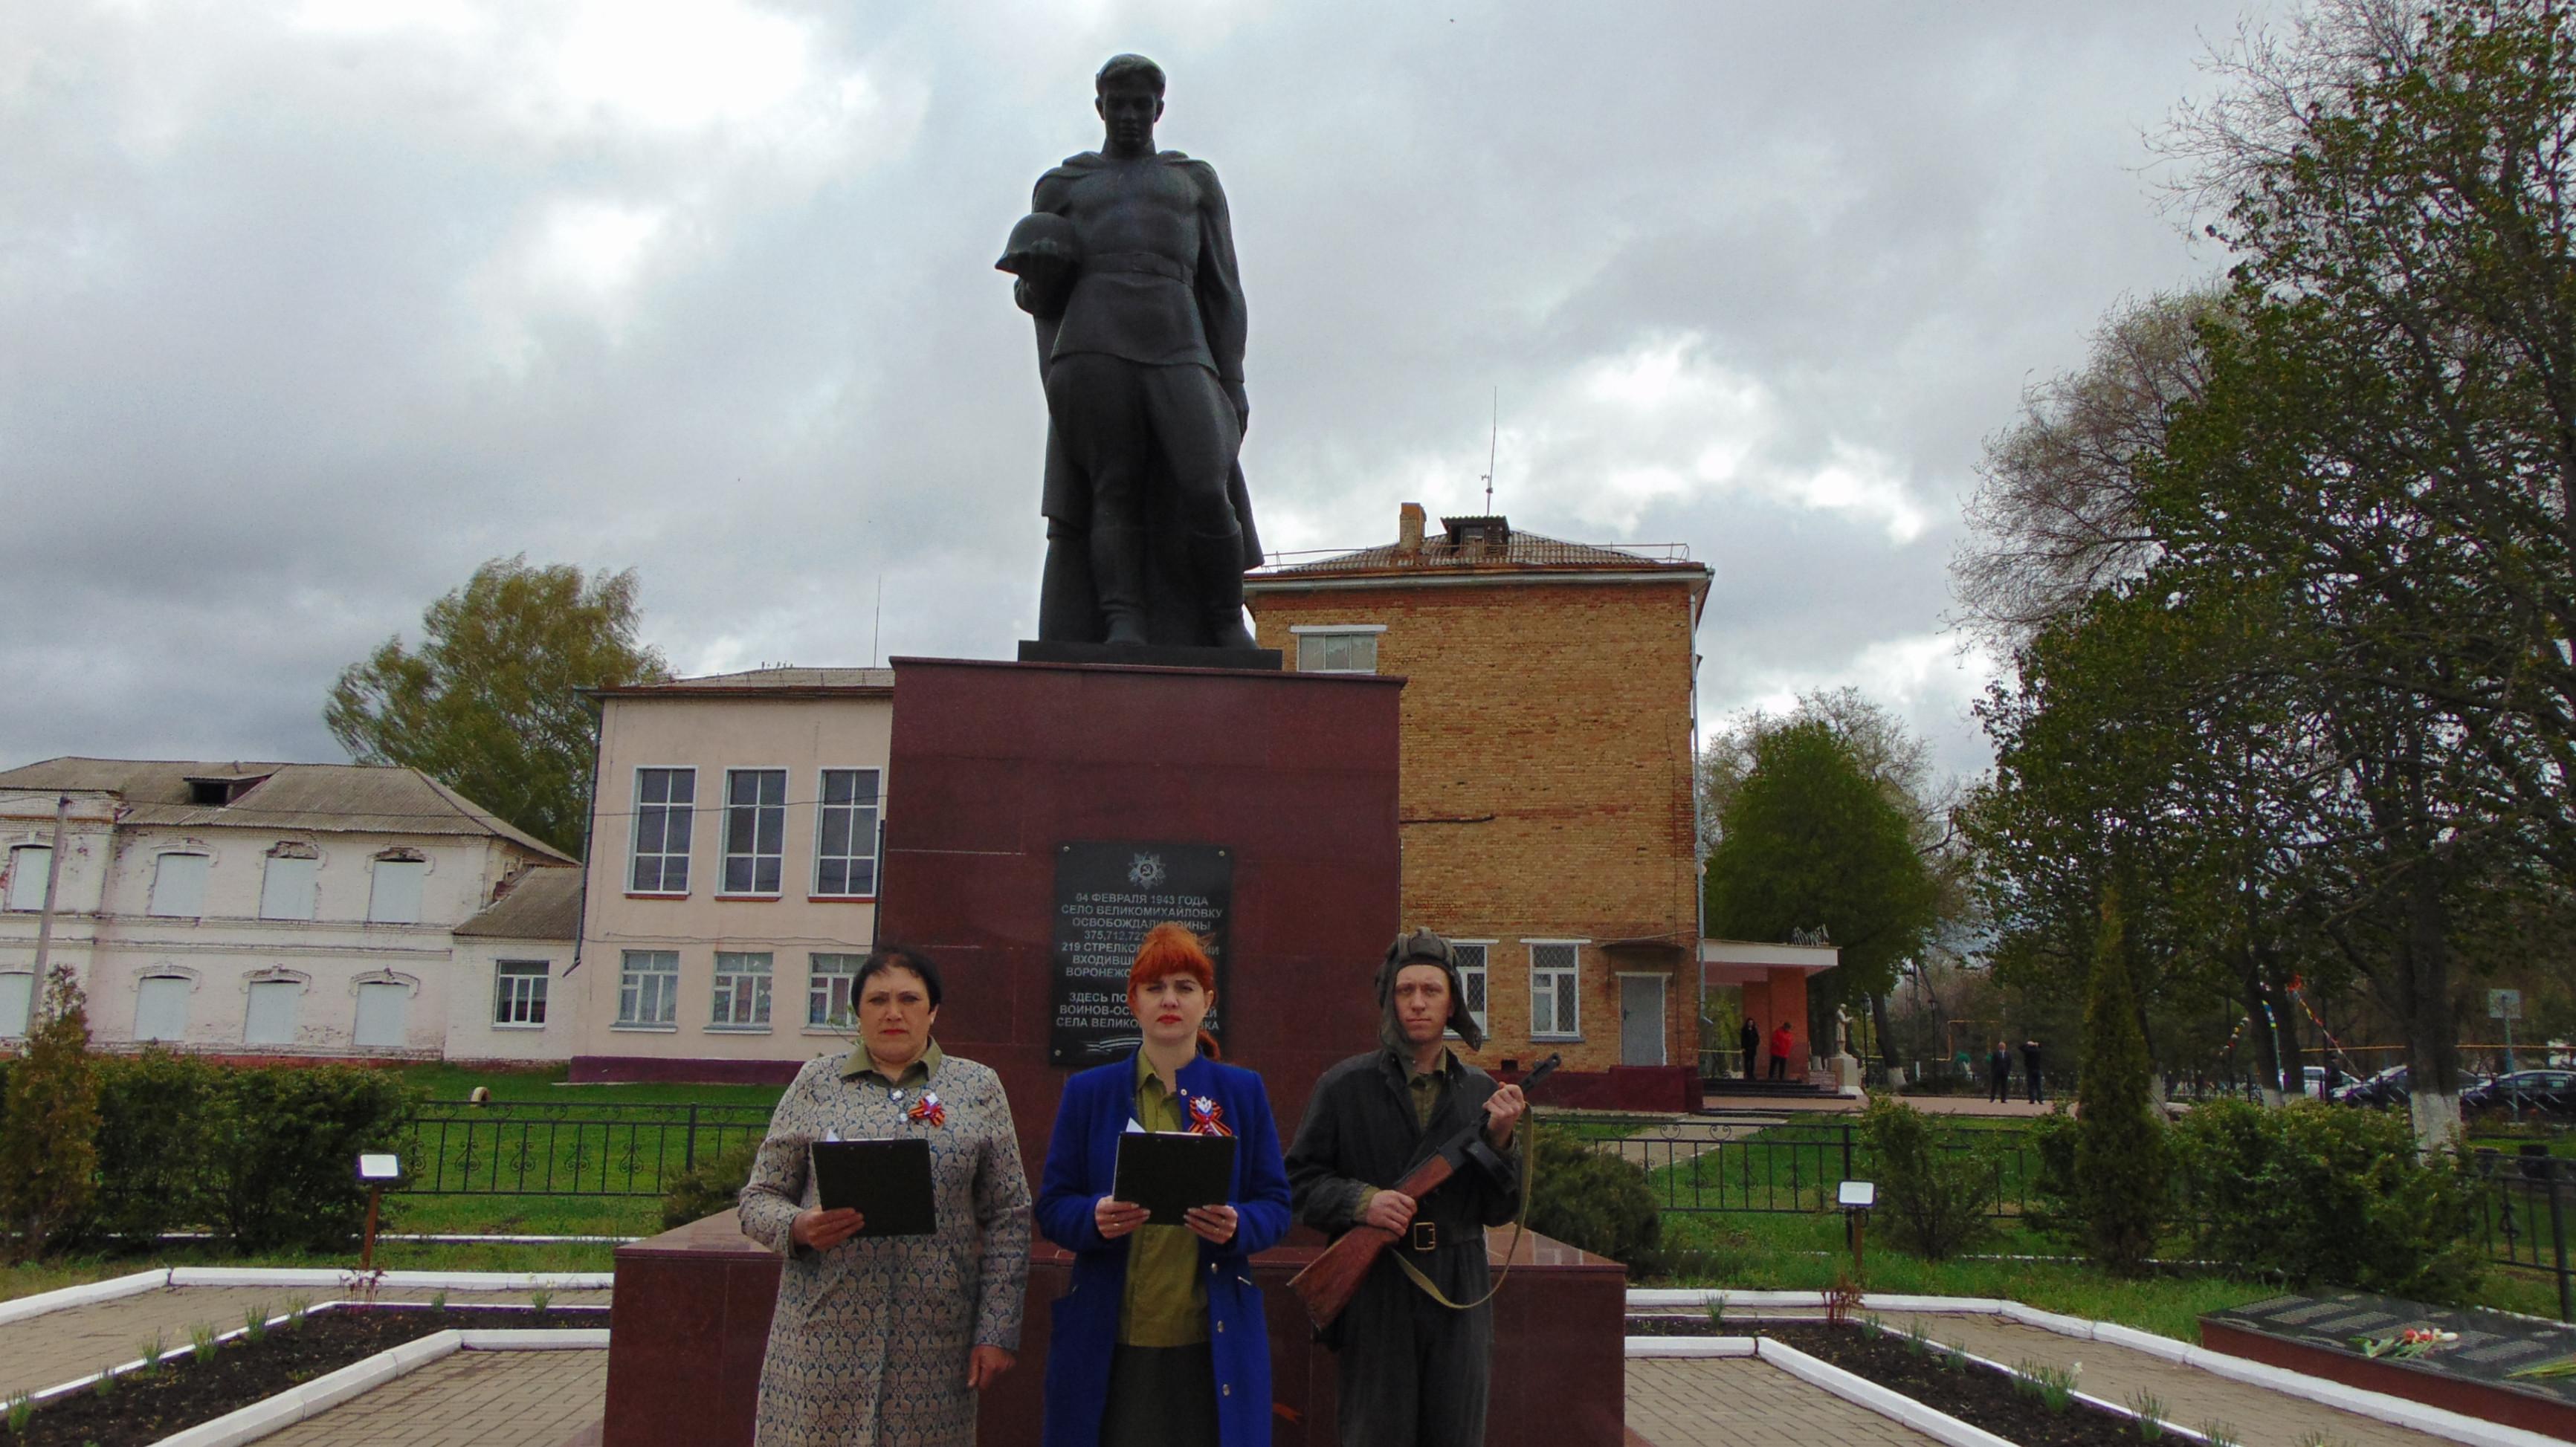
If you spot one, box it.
[0,758,573,863]
[1253,511,1705,580]
[591,667,895,699]
[455,866,584,940]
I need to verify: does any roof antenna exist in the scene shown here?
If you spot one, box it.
[1480,386,1498,514]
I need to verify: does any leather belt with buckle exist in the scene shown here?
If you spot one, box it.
[1406,1221,1438,1252]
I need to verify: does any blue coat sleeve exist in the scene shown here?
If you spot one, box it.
[1227,1072,1293,1258]
[1036,1072,1108,1252]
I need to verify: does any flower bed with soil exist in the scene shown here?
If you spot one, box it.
[9,1303,605,1447]
[1763,1322,2148,1447]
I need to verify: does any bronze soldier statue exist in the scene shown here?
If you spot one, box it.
[999,54,1262,650]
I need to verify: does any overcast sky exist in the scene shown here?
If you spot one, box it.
[0,0,2258,786]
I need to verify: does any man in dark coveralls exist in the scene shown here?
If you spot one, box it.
[1286,930,1529,1447]
[1000,54,1261,649]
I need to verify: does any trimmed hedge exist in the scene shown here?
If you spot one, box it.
[71,1052,419,1255]
[1528,1124,1665,1273]
[662,1133,764,1230]
[1856,1094,2000,1260]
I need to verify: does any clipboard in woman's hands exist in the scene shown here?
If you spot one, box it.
[1113,1132,1236,1223]
[810,1138,936,1237]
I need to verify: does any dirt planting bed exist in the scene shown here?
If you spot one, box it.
[1764,1321,2146,1447]
[10,1304,604,1447]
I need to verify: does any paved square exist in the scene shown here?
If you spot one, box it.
[259,1347,607,1447]
[1627,1357,1940,1447]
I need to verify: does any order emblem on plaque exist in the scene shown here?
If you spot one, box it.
[1050,841,1232,1066]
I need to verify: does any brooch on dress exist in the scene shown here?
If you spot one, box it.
[1187,1095,1233,1136]
[908,1091,946,1127]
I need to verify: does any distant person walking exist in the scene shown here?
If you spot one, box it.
[1987,1042,2011,1103]
[1740,1017,1761,1081]
[2022,1039,2044,1104]
[1768,1022,1795,1082]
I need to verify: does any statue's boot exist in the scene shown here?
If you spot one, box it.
[1191,531,1259,650]
[1090,525,1150,645]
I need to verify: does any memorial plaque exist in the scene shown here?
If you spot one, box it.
[1050,841,1232,1066]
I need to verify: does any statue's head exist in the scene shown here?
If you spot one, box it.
[1094,54,1165,153]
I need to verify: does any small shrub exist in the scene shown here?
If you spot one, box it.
[2172,1098,2484,1299]
[2129,1390,2166,1440]
[529,1289,552,1315]
[428,1289,447,1312]
[2201,1422,2241,1447]
[1526,1125,1665,1272]
[206,1065,419,1252]
[136,1336,164,1378]
[189,1324,217,1363]
[242,1305,267,1341]
[1905,1319,1930,1355]
[82,1050,222,1245]
[661,1133,763,1230]
[7,1391,32,1436]
[90,1368,114,1401]
[0,967,101,1260]
[1943,1343,1968,1373]
[283,1295,310,1330]
[2070,899,2168,1275]
[1856,1095,2000,1260]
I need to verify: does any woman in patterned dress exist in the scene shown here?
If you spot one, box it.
[739,947,1033,1447]
[1037,922,1293,1447]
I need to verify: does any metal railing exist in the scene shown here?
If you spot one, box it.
[404,1101,774,1197]
[1563,1116,2040,1217]
[2471,1149,2576,1321]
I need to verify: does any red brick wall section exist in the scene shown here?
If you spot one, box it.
[1253,577,1702,1076]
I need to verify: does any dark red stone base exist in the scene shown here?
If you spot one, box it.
[2198,1318,2576,1440]
[604,1211,1627,1447]
[1515,1066,1698,1113]
[568,1055,807,1086]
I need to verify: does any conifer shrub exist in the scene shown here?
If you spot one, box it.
[83,1049,222,1244]
[207,1065,419,1252]
[2070,898,2167,1275]
[1856,1093,2001,1260]
[0,967,102,1260]
[662,1133,764,1229]
[1526,1124,1665,1272]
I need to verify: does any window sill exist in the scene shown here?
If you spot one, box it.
[801,1026,854,1037]
[714,893,784,902]
[1531,1034,1583,1043]
[611,1023,679,1033]
[624,891,690,901]
[706,1025,774,1035]
[491,1022,547,1032]
[807,895,879,904]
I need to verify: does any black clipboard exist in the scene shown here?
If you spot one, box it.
[1113,1131,1236,1224]
[810,1138,936,1237]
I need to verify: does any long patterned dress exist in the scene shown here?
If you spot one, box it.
[738,1046,1032,1447]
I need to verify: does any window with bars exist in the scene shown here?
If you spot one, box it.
[1450,942,1491,1037]
[722,769,787,895]
[618,950,679,1027]
[494,959,549,1027]
[813,768,881,897]
[630,768,695,894]
[809,953,862,1029]
[1529,942,1581,1039]
[1295,630,1380,673]
[712,952,773,1029]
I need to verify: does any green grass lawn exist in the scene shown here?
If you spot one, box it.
[393,1062,789,1109]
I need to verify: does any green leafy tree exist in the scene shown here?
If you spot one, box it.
[1704,719,1938,1046]
[0,967,100,1260]
[327,557,671,857]
[2072,893,2167,1275]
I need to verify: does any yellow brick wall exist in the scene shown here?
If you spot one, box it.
[1251,576,1702,1073]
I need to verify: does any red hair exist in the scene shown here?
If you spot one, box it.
[1128,922,1220,1059]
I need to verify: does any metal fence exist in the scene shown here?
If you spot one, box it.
[1567,1116,2041,1217]
[2470,1149,2576,1321]
[404,1101,775,1197]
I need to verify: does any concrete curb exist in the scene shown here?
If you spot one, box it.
[1752,1338,2018,1447]
[144,1328,608,1447]
[0,1268,171,1325]
[164,1268,613,1291]
[1624,1336,1758,1358]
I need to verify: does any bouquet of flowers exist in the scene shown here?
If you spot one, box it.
[2354,1327,2460,1359]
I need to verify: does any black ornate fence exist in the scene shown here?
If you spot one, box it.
[404,1101,775,1197]
[2471,1149,2576,1321]
[1560,1116,2041,1217]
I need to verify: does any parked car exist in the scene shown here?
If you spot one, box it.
[2334,1065,2409,1107]
[2462,1069,2576,1118]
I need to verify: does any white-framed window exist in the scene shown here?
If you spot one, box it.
[494,959,549,1027]
[1529,942,1582,1040]
[1291,624,1384,674]
[135,974,191,1041]
[0,971,33,1037]
[1448,940,1492,1038]
[149,852,210,919]
[5,845,54,911]
[354,980,409,1048]
[244,979,300,1046]
[722,768,787,895]
[711,951,772,1029]
[630,767,695,894]
[367,854,427,925]
[808,952,862,1029]
[618,950,679,1027]
[259,845,319,921]
[813,768,881,898]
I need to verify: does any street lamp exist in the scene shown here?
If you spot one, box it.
[356,1153,406,1272]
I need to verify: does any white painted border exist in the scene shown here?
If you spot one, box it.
[167,1268,612,1290]
[1753,1338,2018,1447]
[106,1327,607,1447]
[0,1268,169,1325]
[1617,1290,2572,1447]
[1624,1335,1757,1358]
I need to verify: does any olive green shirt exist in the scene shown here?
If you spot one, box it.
[841,1039,946,1090]
[1357,1049,1453,1218]
[1119,1053,1210,1347]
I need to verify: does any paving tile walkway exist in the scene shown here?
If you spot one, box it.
[0,1283,610,1400]
[1888,1312,2452,1447]
[1627,1357,1940,1447]
[259,1347,607,1447]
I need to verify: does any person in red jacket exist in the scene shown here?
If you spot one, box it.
[1767,1022,1795,1081]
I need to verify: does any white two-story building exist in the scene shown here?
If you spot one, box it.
[0,758,574,1058]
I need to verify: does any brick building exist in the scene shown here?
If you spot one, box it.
[1245,505,1711,1080]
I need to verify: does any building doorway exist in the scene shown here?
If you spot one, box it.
[1618,974,1666,1066]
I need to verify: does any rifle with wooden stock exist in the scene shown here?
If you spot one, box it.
[1286,1053,1559,1330]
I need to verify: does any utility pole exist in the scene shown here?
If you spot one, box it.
[29,794,69,985]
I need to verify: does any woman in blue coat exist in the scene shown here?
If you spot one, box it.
[1038,922,1292,1447]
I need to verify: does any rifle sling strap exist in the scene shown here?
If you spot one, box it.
[1387,1122,1534,1313]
